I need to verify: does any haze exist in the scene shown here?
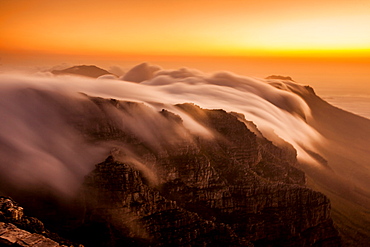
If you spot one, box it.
[1,0,370,118]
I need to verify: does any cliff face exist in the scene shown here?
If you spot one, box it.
[75,99,340,246]
[0,91,341,246]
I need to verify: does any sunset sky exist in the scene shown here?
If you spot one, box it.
[1,0,370,60]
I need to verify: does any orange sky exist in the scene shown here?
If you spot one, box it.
[1,0,370,59]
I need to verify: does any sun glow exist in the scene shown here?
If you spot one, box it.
[250,15,370,55]
[1,0,370,59]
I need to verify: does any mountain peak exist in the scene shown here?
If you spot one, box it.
[51,65,114,78]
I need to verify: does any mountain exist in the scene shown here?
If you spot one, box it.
[1,96,340,246]
[79,100,342,246]
[51,65,114,78]
[286,83,370,246]
[0,64,369,246]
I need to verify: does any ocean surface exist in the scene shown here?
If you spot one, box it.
[321,96,370,119]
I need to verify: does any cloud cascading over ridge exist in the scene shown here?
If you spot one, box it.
[0,63,369,213]
[0,66,322,194]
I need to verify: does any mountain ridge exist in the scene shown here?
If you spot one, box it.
[75,100,340,246]
[1,63,369,245]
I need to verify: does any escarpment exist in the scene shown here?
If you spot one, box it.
[72,99,340,246]
[0,92,341,246]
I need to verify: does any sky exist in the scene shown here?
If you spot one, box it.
[1,0,370,59]
[1,0,370,120]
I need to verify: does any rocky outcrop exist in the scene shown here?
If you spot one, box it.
[0,197,80,247]
[82,156,241,246]
[73,100,341,246]
[0,222,60,247]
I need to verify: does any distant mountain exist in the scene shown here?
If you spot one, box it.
[51,65,114,78]
[266,75,294,81]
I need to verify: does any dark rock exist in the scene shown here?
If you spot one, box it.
[0,222,60,246]
[0,197,81,247]
[71,100,340,246]
[1,95,341,246]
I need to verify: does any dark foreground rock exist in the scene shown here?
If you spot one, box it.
[0,222,60,247]
[0,197,81,247]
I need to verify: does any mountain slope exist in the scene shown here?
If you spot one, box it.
[284,83,370,246]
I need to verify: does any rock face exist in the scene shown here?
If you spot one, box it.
[0,197,78,247]
[0,92,341,246]
[73,99,341,246]
[0,222,60,247]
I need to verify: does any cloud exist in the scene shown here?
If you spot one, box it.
[2,63,370,239]
[121,62,161,83]
[97,74,118,80]
[108,65,125,77]
[0,85,109,196]
[0,66,323,195]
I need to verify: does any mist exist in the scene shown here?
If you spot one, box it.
[0,70,321,193]
[0,65,369,230]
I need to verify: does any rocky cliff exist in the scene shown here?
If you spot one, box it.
[0,91,341,246]
[71,98,340,246]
